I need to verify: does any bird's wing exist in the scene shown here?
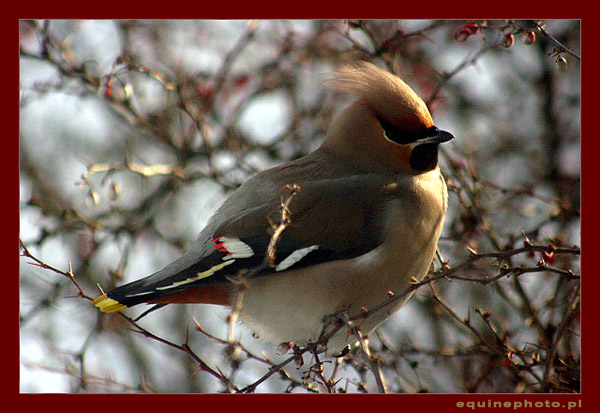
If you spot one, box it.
[93,174,395,313]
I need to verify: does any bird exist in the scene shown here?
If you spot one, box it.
[93,61,454,352]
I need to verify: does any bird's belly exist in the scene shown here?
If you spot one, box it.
[237,206,444,352]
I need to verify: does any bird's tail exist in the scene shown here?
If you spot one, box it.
[92,277,164,313]
[92,294,127,313]
[92,249,239,316]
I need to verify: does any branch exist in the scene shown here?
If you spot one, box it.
[343,241,579,335]
[122,313,238,391]
[20,238,238,391]
[266,184,300,268]
[534,21,580,62]
[20,238,92,301]
[542,283,581,391]
[338,312,387,393]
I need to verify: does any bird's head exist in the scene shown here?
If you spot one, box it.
[322,61,454,173]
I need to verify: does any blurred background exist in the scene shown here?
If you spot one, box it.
[19,19,580,393]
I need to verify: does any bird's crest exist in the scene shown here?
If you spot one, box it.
[326,61,434,134]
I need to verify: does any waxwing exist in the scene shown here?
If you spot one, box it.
[93,61,454,352]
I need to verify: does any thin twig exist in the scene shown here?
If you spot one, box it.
[121,313,238,391]
[20,238,92,301]
[542,283,580,391]
[534,22,580,62]
[338,312,387,393]
[266,184,300,268]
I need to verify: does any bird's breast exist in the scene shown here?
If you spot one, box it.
[353,168,448,298]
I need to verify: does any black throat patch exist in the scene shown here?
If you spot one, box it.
[410,143,439,172]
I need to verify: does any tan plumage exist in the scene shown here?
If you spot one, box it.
[326,61,434,133]
[93,61,454,352]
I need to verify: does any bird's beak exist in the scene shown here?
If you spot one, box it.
[418,128,455,144]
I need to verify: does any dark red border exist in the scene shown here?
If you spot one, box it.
[13,9,589,412]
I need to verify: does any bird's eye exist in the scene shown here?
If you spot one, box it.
[379,117,415,145]
[383,129,393,141]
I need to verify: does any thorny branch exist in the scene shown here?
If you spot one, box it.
[266,184,300,268]
[337,312,387,393]
[528,21,581,62]
[20,238,92,302]
[20,237,238,391]
[20,232,580,392]
[348,241,580,330]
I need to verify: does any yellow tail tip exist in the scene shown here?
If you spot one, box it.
[92,294,128,313]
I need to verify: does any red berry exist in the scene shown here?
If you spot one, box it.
[541,250,557,265]
[501,34,514,48]
[464,22,479,35]
[522,30,536,45]
[504,351,515,367]
[233,75,249,89]
[556,56,568,71]
[454,28,471,42]
[104,75,114,98]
